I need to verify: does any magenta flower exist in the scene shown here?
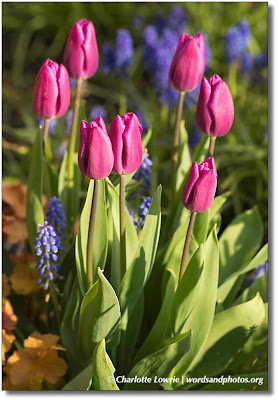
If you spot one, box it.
[32,59,70,120]
[181,157,217,213]
[64,18,99,80]
[78,117,114,180]
[196,74,234,137]
[108,113,143,175]
[169,33,206,93]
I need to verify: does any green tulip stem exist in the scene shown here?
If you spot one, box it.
[120,174,127,281]
[67,78,83,226]
[209,136,216,157]
[170,91,185,216]
[49,281,61,326]
[42,118,50,151]
[179,211,197,281]
[87,179,100,291]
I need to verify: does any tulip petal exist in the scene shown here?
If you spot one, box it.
[196,77,212,135]
[87,122,114,180]
[181,162,199,209]
[55,64,70,118]
[82,20,99,78]
[191,169,217,213]
[208,81,234,137]
[64,23,85,79]
[109,115,125,174]
[121,113,143,174]
[78,120,89,177]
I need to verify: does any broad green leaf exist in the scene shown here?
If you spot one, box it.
[123,294,144,373]
[62,365,92,391]
[219,208,263,287]
[26,129,44,258]
[193,211,209,245]
[119,186,162,326]
[117,186,161,371]
[170,226,219,384]
[171,245,204,336]
[200,372,267,391]
[176,121,191,191]
[106,178,138,294]
[234,271,268,306]
[134,270,176,364]
[186,294,265,383]
[44,158,58,199]
[193,135,209,164]
[126,331,191,390]
[209,192,230,220]
[79,268,121,362]
[92,339,119,390]
[142,127,152,148]
[61,278,82,375]
[75,180,94,294]
[58,102,85,226]
[218,244,268,302]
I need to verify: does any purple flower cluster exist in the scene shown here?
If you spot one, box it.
[34,221,63,290]
[46,197,66,240]
[224,19,250,64]
[90,105,107,121]
[245,262,268,288]
[133,151,152,193]
[102,29,134,77]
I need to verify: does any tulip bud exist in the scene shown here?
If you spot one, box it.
[196,74,234,137]
[32,59,70,120]
[64,19,99,80]
[78,117,114,180]
[109,113,143,175]
[169,32,206,92]
[182,157,217,213]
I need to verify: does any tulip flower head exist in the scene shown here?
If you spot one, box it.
[78,117,114,180]
[64,18,99,80]
[32,59,70,120]
[169,32,206,93]
[182,157,217,213]
[109,113,143,175]
[196,74,234,137]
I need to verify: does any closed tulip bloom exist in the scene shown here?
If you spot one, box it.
[109,113,143,175]
[32,59,70,120]
[169,32,206,92]
[196,74,234,137]
[182,157,217,213]
[64,19,99,80]
[78,117,114,180]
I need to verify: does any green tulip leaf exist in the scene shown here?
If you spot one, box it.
[26,128,44,258]
[126,331,191,390]
[79,268,121,362]
[62,364,92,391]
[92,339,119,390]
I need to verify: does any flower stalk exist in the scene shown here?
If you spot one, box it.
[49,281,61,326]
[68,78,83,225]
[170,91,185,215]
[120,174,126,280]
[208,136,216,156]
[179,212,197,281]
[87,179,100,291]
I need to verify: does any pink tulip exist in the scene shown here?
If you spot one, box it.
[32,59,70,120]
[181,157,217,213]
[64,19,99,80]
[109,113,143,175]
[169,33,206,92]
[196,74,234,137]
[78,117,114,180]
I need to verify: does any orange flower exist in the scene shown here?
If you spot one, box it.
[10,264,40,295]
[2,299,17,364]
[2,273,11,298]
[4,332,67,390]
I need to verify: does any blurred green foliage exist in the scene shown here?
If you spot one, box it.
[2,1,268,239]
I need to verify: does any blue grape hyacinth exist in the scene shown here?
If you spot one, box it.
[245,262,268,288]
[225,19,250,64]
[102,29,134,77]
[46,197,66,239]
[35,221,64,290]
[90,105,107,121]
[133,151,153,193]
[137,196,153,227]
